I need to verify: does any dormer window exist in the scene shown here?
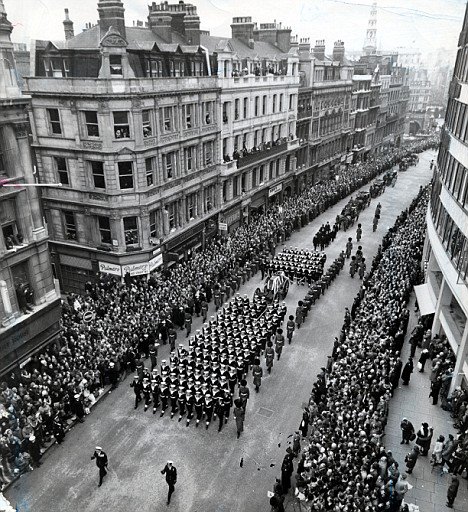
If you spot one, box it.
[109,55,123,76]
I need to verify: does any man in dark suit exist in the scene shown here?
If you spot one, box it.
[161,460,177,505]
[91,446,108,487]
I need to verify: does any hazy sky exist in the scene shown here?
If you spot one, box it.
[5,0,466,58]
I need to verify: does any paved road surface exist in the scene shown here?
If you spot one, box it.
[6,149,436,512]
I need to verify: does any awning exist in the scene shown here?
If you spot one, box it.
[414,284,436,316]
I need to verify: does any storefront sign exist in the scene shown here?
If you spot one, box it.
[149,254,163,271]
[218,222,228,231]
[122,262,149,276]
[268,183,283,197]
[98,261,122,276]
[224,208,241,226]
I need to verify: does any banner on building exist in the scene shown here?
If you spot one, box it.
[149,253,163,272]
[268,183,283,197]
[122,262,149,276]
[98,261,122,276]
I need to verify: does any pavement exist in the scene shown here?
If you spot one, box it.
[4,149,441,512]
[384,298,468,512]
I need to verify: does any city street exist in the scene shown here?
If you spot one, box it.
[5,149,436,512]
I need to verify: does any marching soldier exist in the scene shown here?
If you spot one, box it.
[252,358,263,393]
[204,392,214,429]
[215,396,225,432]
[223,390,233,425]
[160,382,169,417]
[265,341,275,374]
[274,328,285,361]
[185,389,194,427]
[177,386,186,422]
[238,379,250,411]
[151,379,160,414]
[194,390,204,427]
[286,315,295,344]
[169,384,178,419]
[345,237,353,258]
[141,377,152,412]
[168,326,177,351]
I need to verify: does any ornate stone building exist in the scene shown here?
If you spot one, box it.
[0,0,61,375]
[26,1,300,291]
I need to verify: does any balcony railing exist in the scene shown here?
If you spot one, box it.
[230,138,298,169]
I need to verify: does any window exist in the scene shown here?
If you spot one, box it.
[223,102,229,124]
[233,176,239,197]
[259,165,264,184]
[204,184,215,212]
[262,96,267,115]
[1,199,21,248]
[98,216,111,244]
[254,96,259,116]
[55,157,69,185]
[123,217,139,246]
[167,202,177,230]
[147,60,163,77]
[241,172,246,193]
[47,108,62,135]
[84,111,99,138]
[203,101,214,125]
[109,55,122,76]
[161,106,175,133]
[164,151,176,179]
[183,103,196,129]
[269,161,274,180]
[142,110,153,138]
[91,161,105,189]
[204,141,213,166]
[113,111,130,139]
[149,210,159,238]
[289,94,294,110]
[272,94,277,113]
[63,211,77,241]
[252,167,257,188]
[243,97,248,119]
[184,146,195,172]
[145,158,154,186]
[118,161,133,189]
[254,130,260,147]
[279,94,283,111]
[235,99,240,120]
[186,192,197,220]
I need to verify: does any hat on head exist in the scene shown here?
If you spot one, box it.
[167,460,173,465]
[96,446,102,451]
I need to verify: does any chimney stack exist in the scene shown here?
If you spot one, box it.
[313,39,326,61]
[231,16,255,48]
[63,8,75,40]
[332,40,345,64]
[298,37,310,54]
[97,0,126,40]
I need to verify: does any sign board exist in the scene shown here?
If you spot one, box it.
[218,222,228,231]
[98,261,122,276]
[82,310,95,323]
[122,262,149,276]
[149,253,163,272]
[268,183,283,197]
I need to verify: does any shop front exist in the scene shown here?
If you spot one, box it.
[267,183,283,206]
[222,204,242,233]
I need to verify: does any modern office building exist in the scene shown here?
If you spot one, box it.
[0,0,61,375]
[422,2,468,392]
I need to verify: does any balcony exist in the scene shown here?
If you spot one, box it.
[25,76,220,96]
[297,108,313,120]
[219,74,300,89]
[220,159,237,177]
[232,138,298,169]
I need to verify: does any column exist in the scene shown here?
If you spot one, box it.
[431,278,451,337]
[1,124,22,177]
[0,280,13,316]
[15,124,46,237]
[109,216,122,249]
[449,322,468,396]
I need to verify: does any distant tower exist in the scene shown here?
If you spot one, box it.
[363,2,377,56]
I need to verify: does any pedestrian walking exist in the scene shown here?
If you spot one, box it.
[91,446,108,487]
[401,357,414,385]
[446,476,459,508]
[400,418,415,444]
[415,422,433,456]
[161,460,177,505]
[405,445,420,474]
[233,399,245,439]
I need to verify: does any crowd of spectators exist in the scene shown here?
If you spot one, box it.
[271,186,431,511]
[0,138,437,488]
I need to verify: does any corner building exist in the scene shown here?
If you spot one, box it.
[424,2,468,392]
[0,1,61,375]
[26,1,300,291]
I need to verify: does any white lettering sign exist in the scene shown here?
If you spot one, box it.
[149,254,163,272]
[268,183,283,197]
[98,261,122,276]
[218,222,228,231]
[122,262,149,276]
